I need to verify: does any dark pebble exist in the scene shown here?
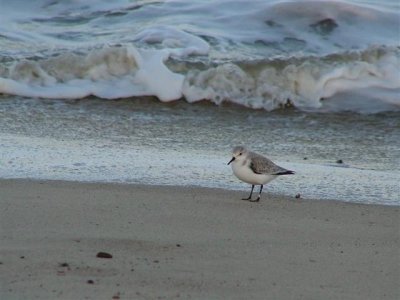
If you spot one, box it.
[336,159,343,164]
[176,244,181,247]
[20,256,25,259]
[112,293,121,299]
[295,193,301,199]
[87,280,94,284]
[96,252,113,259]
[303,157,308,160]
[59,263,69,268]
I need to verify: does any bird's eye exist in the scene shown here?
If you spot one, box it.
[239,152,242,156]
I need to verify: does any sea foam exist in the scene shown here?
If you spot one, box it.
[0,45,184,101]
[1,42,399,113]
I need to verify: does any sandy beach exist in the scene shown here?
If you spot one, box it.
[0,179,398,300]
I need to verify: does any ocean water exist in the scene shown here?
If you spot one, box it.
[0,0,399,205]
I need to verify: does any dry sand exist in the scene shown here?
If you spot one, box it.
[0,179,399,300]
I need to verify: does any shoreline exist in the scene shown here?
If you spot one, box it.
[1,179,399,299]
[1,177,399,207]
[1,98,399,207]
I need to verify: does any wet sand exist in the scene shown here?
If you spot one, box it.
[0,179,399,300]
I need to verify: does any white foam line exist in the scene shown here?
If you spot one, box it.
[0,134,399,205]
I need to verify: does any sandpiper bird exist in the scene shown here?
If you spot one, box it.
[228,146,295,202]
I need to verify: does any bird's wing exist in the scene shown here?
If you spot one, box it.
[249,153,291,175]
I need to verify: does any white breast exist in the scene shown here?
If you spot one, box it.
[231,160,277,185]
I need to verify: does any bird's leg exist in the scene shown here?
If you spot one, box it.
[250,185,263,202]
[242,185,254,201]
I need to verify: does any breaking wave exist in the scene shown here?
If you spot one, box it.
[0,0,399,113]
[1,43,399,113]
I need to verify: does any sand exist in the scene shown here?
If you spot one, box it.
[0,179,399,300]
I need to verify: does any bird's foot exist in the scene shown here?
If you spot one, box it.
[249,197,260,202]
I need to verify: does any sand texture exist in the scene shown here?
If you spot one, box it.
[0,179,399,300]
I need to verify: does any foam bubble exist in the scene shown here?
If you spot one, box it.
[134,26,210,57]
[133,48,184,101]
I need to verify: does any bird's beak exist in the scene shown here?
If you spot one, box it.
[227,157,235,165]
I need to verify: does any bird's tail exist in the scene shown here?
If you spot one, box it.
[274,170,295,175]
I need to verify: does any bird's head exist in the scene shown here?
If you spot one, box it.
[227,146,248,165]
